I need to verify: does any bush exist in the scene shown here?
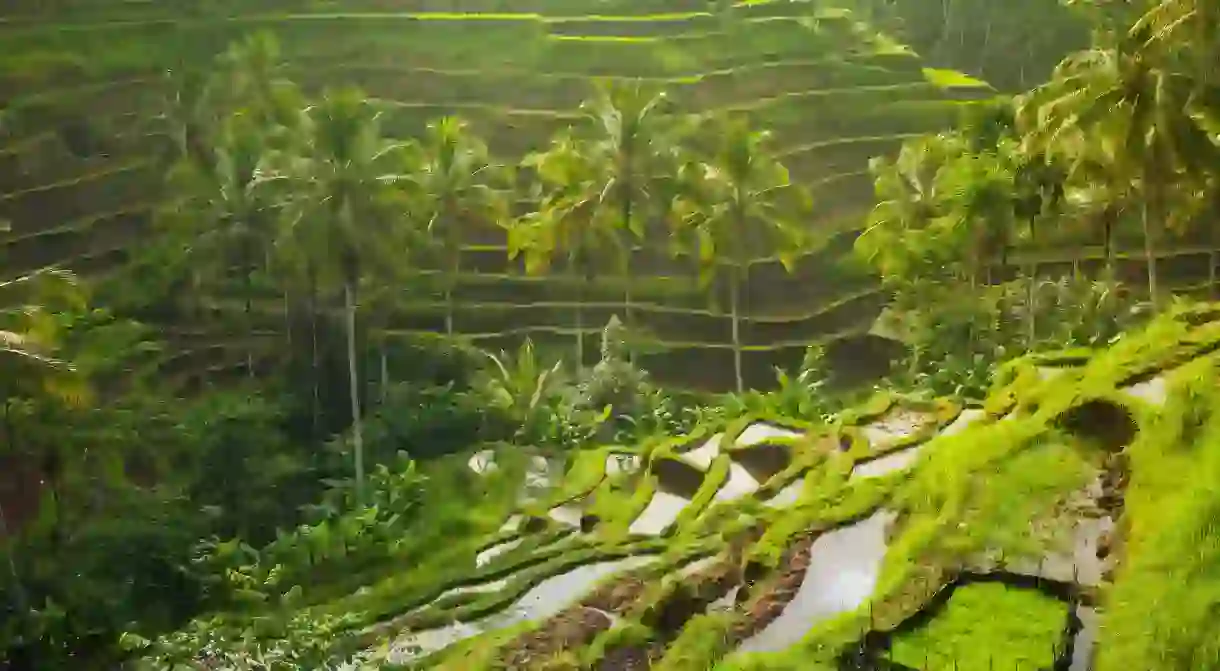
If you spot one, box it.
[194,453,427,609]
[894,276,1145,399]
[359,382,494,462]
[0,488,207,669]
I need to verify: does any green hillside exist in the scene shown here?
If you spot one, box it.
[126,301,1220,670]
[6,2,1220,669]
[0,0,1105,388]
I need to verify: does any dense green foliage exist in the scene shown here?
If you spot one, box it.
[1,0,1220,669]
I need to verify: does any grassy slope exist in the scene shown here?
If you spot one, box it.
[888,582,1069,671]
[265,302,1220,671]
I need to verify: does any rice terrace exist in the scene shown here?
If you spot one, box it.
[1,0,1219,670]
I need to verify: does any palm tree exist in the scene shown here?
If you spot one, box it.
[509,132,630,367]
[163,111,279,378]
[278,87,413,502]
[856,135,953,301]
[1134,0,1218,74]
[406,117,511,336]
[671,114,811,393]
[0,267,88,606]
[1018,40,1215,309]
[158,32,309,380]
[571,80,678,337]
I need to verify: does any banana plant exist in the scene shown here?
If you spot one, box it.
[475,338,564,442]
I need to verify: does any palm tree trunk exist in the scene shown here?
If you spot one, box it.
[380,346,389,404]
[1210,251,1217,300]
[283,287,292,353]
[245,266,255,380]
[1026,262,1037,347]
[623,283,634,362]
[622,197,635,365]
[309,265,320,442]
[445,254,458,337]
[1210,214,1218,300]
[730,265,743,394]
[1023,220,1035,348]
[575,286,586,368]
[1103,215,1115,281]
[1142,197,1159,310]
[0,500,25,610]
[344,281,365,502]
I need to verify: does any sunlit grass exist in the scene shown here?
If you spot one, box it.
[889,582,1069,671]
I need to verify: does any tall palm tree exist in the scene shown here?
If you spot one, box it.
[164,111,278,378]
[406,116,511,336]
[671,114,811,393]
[158,32,308,379]
[1134,0,1218,74]
[1018,40,1214,309]
[278,88,412,501]
[572,80,678,337]
[509,132,629,367]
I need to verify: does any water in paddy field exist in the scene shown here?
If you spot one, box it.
[739,510,896,653]
[627,490,692,536]
[380,555,658,664]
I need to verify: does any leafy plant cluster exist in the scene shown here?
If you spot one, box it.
[890,275,1144,399]
[8,0,1219,667]
[194,453,426,610]
[0,380,327,668]
[856,0,1220,397]
[123,609,369,671]
[720,343,841,422]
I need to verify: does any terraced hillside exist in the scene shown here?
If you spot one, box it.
[139,301,1220,669]
[0,0,1105,390]
[6,0,1220,391]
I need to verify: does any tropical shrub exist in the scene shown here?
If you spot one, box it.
[126,609,367,671]
[194,452,425,608]
[0,487,208,670]
[358,382,490,462]
[174,390,317,543]
[717,345,839,422]
[472,338,567,443]
[575,316,650,423]
[894,276,1147,398]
